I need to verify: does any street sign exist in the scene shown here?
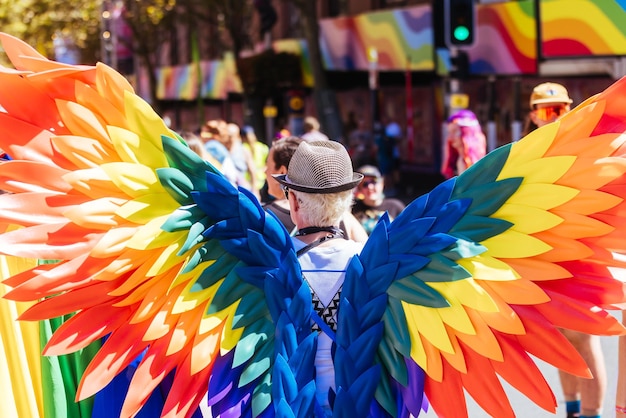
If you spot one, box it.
[288,96,303,113]
[450,93,469,109]
[263,105,278,118]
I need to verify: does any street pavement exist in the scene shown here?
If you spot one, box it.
[421,312,621,418]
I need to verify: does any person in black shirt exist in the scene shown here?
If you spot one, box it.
[352,165,405,235]
[264,136,303,233]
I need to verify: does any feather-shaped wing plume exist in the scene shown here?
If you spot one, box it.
[335,78,626,417]
[0,33,316,418]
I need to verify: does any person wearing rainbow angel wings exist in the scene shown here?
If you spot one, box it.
[1,32,626,417]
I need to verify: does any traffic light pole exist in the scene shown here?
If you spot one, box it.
[444,0,475,48]
[443,47,460,161]
[440,0,476,166]
[448,47,461,116]
[253,0,278,143]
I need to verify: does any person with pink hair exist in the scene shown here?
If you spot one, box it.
[440,109,487,179]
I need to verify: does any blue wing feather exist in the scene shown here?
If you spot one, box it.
[423,178,455,214]
[387,217,436,252]
[429,199,472,233]
[334,366,381,418]
[391,194,428,228]
[359,217,391,263]
[386,253,431,278]
[408,233,457,255]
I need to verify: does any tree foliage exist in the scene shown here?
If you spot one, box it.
[118,0,178,108]
[179,0,254,59]
[119,0,177,58]
[0,0,181,107]
[0,0,338,134]
[0,0,101,64]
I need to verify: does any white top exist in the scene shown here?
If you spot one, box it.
[292,238,364,414]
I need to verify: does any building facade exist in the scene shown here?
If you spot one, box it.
[139,0,619,180]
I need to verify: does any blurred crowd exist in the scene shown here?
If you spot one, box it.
[176,116,408,240]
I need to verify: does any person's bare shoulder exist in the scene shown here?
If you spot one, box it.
[343,211,368,243]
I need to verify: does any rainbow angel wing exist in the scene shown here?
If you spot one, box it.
[3,29,626,418]
[0,33,321,418]
[334,79,626,417]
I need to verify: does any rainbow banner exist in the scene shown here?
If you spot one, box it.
[319,5,435,71]
[156,64,196,100]
[541,0,626,57]
[318,2,536,75]
[199,52,242,99]
[467,0,537,75]
[150,0,626,101]
[156,53,242,101]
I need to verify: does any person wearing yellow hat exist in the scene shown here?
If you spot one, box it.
[528,82,605,418]
[525,82,573,134]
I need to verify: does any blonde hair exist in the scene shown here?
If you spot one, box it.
[180,131,219,166]
[292,189,353,226]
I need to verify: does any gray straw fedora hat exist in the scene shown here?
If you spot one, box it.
[274,140,363,194]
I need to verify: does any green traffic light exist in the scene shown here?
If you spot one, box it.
[453,25,470,42]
